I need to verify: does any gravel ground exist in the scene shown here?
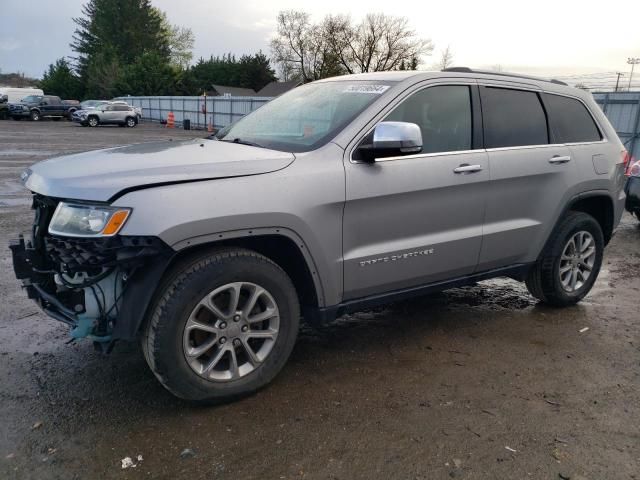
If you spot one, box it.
[0,120,638,480]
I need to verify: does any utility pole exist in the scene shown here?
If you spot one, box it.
[615,72,624,92]
[628,58,640,91]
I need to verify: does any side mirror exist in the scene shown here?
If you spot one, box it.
[356,121,423,162]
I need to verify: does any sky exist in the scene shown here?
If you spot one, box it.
[2,0,640,87]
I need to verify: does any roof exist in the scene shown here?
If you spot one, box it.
[210,84,256,97]
[256,80,302,97]
[315,69,582,96]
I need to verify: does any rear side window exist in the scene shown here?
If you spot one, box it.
[384,85,472,154]
[115,105,130,111]
[542,94,601,143]
[481,87,548,148]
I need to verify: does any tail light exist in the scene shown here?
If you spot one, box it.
[622,150,630,172]
[628,157,640,177]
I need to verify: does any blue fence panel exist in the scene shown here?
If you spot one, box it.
[593,92,640,160]
[114,95,272,129]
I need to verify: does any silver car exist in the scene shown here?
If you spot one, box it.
[10,69,627,402]
[75,103,138,127]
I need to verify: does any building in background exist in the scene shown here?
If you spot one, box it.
[208,85,257,97]
[256,80,302,97]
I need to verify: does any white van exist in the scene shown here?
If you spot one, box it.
[0,87,44,103]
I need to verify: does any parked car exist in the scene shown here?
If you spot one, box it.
[10,69,627,403]
[9,95,78,121]
[0,87,44,104]
[73,103,138,127]
[0,94,8,120]
[625,155,640,221]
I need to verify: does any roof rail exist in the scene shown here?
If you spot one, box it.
[441,67,568,86]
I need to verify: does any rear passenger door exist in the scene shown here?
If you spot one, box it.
[542,93,605,179]
[477,85,574,271]
[113,105,130,122]
[46,97,63,116]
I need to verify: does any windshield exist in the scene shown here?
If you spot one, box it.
[215,81,396,152]
[22,95,42,103]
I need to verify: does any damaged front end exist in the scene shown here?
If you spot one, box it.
[10,195,173,350]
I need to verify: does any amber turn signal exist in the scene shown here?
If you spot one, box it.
[102,210,131,235]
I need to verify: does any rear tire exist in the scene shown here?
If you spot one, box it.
[142,248,300,403]
[525,211,604,307]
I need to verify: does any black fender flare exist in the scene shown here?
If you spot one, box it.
[113,227,326,341]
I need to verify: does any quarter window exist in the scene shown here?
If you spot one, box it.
[384,85,472,154]
[481,87,548,148]
[542,94,601,143]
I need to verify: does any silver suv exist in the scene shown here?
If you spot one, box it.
[75,103,138,127]
[10,69,627,402]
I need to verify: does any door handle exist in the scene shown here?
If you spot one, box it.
[453,164,483,174]
[548,155,571,164]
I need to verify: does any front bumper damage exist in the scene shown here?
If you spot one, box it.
[10,195,174,347]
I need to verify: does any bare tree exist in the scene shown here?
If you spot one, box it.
[270,10,311,81]
[335,13,433,73]
[270,11,432,81]
[437,46,453,70]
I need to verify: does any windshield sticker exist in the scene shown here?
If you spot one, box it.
[343,85,390,94]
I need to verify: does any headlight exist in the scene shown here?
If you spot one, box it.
[48,202,131,237]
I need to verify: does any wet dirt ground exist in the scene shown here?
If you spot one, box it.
[0,121,638,480]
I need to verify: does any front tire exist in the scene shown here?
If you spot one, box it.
[30,110,41,121]
[125,116,137,128]
[526,211,604,307]
[88,116,99,127]
[142,248,300,403]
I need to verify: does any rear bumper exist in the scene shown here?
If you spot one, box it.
[625,176,640,213]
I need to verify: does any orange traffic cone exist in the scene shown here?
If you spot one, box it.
[166,112,175,129]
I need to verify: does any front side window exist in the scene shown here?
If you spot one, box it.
[216,81,396,152]
[384,85,472,154]
[481,87,548,148]
[542,93,601,143]
[22,95,42,103]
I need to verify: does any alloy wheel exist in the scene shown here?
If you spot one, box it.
[559,231,596,292]
[182,282,280,382]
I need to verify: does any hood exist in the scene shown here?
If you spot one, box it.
[24,139,295,202]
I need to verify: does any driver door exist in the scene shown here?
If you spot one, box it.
[342,84,489,300]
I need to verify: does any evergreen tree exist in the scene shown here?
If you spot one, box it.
[39,58,83,99]
[71,0,171,95]
[184,53,276,94]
